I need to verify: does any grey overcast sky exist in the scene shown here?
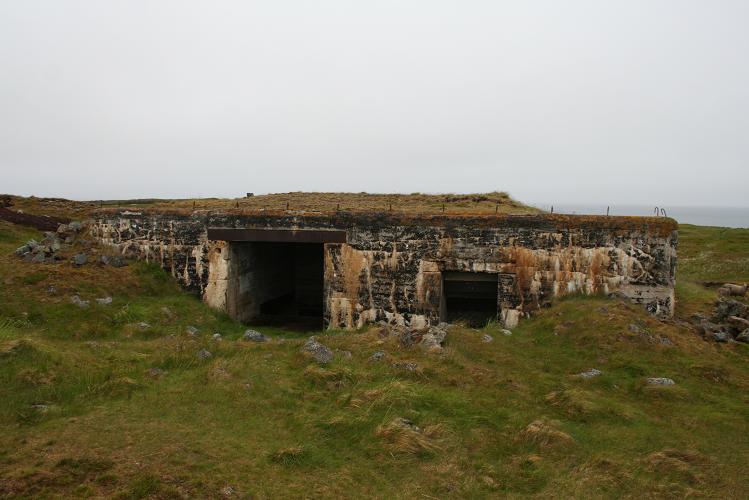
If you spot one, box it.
[1,1,747,206]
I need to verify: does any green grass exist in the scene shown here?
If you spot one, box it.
[676,224,749,316]
[0,220,748,498]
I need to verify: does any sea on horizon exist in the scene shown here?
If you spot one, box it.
[532,204,749,229]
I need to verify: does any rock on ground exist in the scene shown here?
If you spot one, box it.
[392,361,418,371]
[146,368,166,379]
[481,334,493,343]
[301,336,333,364]
[710,331,732,343]
[647,377,675,386]
[737,329,749,343]
[420,322,450,351]
[713,299,749,323]
[577,368,602,378]
[95,297,112,306]
[72,253,87,267]
[197,349,212,360]
[70,295,89,308]
[369,351,385,362]
[242,329,268,342]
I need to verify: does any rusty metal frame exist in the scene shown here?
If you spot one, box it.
[207,227,347,243]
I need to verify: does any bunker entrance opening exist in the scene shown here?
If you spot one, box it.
[231,242,324,330]
[443,272,499,327]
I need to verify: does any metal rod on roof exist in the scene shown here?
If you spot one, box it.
[606,206,610,216]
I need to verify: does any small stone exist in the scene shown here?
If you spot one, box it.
[109,256,127,267]
[242,329,268,342]
[31,404,49,413]
[390,417,421,432]
[159,306,177,321]
[15,244,30,256]
[72,253,87,266]
[481,334,494,343]
[95,297,112,306]
[501,329,513,336]
[70,295,89,308]
[301,336,333,364]
[197,349,212,360]
[577,368,602,379]
[185,325,199,336]
[369,351,385,362]
[31,253,47,264]
[647,377,675,386]
[137,322,151,330]
[68,221,83,232]
[710,331,732,343]
[146,368,166,379]
[736,329,749,343]
[212,333,222,341]
[221,486,235,497]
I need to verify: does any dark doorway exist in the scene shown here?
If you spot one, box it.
[443,272,499,326]
[232,242,324,330]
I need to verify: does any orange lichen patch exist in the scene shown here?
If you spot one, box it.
[438,237,454,258]
[415,262,442,311]
[340,244,366,300]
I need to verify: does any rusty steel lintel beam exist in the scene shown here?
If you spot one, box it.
[207,227,347,243]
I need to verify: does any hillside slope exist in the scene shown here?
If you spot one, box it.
[0,220,748,498]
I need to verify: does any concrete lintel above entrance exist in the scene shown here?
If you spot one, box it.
[207,227,347,243]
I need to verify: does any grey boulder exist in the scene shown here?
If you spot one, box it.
[301,336,333,364]
[242,329,268,342]
[369,351,385,362]
[72,253,87,267]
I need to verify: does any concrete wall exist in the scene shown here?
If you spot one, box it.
[89,210,678,330]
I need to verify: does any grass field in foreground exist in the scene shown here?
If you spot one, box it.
[1,220,748,499]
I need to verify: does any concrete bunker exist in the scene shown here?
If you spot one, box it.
[91,210,678,331]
